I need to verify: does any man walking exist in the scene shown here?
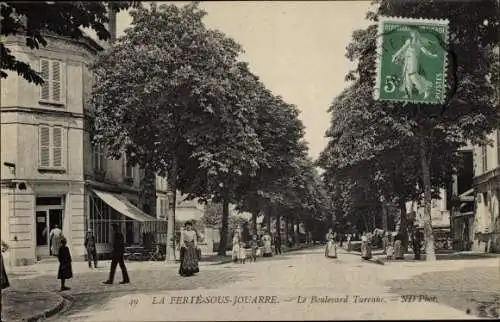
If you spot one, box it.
[274,234,282,255]
[103,224,130,285]
[84,229,98,269]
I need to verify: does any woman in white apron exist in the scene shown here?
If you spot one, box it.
[325,230,337,259]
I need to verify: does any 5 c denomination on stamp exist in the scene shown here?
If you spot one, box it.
[374,16,449,104]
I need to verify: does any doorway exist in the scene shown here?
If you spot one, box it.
[35,197,64,258]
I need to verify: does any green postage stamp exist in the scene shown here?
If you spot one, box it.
[374,17,449,104]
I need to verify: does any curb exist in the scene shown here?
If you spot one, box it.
[22,293,65,322]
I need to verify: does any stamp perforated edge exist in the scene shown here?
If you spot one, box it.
[374,16,450,105]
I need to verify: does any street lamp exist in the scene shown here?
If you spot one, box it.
[165,190,176,263]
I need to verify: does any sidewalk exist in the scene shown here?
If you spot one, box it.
[1,289,65,322]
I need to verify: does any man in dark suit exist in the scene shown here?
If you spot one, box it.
[103,224,130,284]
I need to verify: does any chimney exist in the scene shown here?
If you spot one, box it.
[108,6,117,44]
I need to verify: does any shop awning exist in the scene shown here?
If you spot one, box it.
[92,189,158,223]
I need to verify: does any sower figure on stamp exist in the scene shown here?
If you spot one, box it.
[85,229,98,269]
[178,221,199,277]
[392,29,438,99]
[103,224,130,284]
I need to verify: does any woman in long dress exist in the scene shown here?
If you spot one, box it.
[231,233,240,263]
[1,240,9,290]
[361,233,372,260]
[392,29,438,99]
[178,221,199,277]
[394,232,404,260]
[261,232,273,257]
[325,229,337,258]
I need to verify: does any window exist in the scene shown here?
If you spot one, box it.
[40,59,65,105]
[481,144,488,172]
[123,155,135,179]
[39,126,64,169]
[92,145,105,172]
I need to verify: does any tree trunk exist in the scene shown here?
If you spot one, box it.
[276,215,281,239]
[251,210,258,236]
[265,209,271,232]
[381,198,388,232]
[419,131,436,261]
[139,167,156,216]
[398,199,409,253]
[284,216,289,241]
[294,220,300,244]
[165,159,177,263]
[218,196,230,256]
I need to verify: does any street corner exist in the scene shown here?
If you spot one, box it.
[1,289,65,322]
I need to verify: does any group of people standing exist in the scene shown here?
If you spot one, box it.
[231,230,283,264]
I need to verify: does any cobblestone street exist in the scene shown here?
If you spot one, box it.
[5,246,493,321]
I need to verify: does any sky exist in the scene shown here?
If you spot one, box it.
[115,1,373,160]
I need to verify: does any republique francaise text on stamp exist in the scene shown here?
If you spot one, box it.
[374,16,449,104]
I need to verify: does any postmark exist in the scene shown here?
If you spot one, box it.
[374,16,449,104]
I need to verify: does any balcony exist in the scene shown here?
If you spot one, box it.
[474,166,500,191]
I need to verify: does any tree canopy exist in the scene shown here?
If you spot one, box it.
[91,2,331,255]
[319,0,499,259]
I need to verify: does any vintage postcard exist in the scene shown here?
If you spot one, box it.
[1,1,499,321]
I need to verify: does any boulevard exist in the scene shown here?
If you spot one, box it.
[6,247,498,321]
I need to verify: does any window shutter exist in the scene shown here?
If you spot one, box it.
[40,60,50,100]
[51,61,62,103]
[39,126,51,167]
[52,127,63,167]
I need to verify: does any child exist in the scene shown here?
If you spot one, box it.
[57,237,73,291]
[238,240,247,264]
[249,235,259,263]
[386,235,395,260]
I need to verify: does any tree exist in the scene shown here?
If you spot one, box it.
[320,0,499,260]
[1,1,137,83]
[91,3,263,259]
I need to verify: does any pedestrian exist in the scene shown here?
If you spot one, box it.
[178,221,199,277]
[261,231,273,257]
[382,231,389,254]
[325,231,337,259]
[274,234,282,255]
[386,234,395,260]
[84,229,98,269]
[412,231,423,260]
[394,232,404,260]
[231,233,240,263]
[249,235,259,262]
[1,240,10,290]
[238,240,247,264]
[49,224,63,256]
[361,233,372,260]
[103,224,130,284]
[57,237,73,291]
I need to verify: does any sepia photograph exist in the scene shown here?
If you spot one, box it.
[0,0,499,321]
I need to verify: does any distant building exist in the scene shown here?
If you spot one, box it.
[472,130,500,253]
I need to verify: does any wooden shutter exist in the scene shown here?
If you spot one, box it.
[52,127,63,167]
[51,61,62,103]
[39,126,51,167]
[40,59,50,100]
